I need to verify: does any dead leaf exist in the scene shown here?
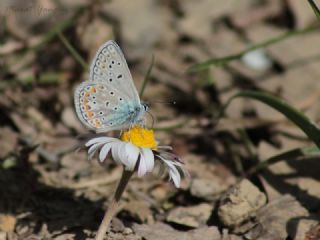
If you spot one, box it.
[0,127,18,159]
[103,0,174,60]
[288,0,317,28]
[123,200,153,223]
[287,216,320,240]
[0,214,16,232]
[218,179,267,226]
[166,203,213,228]
[245,195,309,239]
[190,177,230,201]
[133,222,221,240]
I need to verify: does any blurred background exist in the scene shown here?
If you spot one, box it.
[0,0,320,239]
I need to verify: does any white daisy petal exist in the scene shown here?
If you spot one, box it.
[88,143,101,155]
[112,142,122,165]
[99,143,112,162]
[157,155,182,188]
[85,137,114,147]
[88,145,101,160]
[165,160,181,188]
[118,143,130,167]
[88,143,103,160]
[125,143,139,171]
[137,150,147,177]
[141,148,154,173]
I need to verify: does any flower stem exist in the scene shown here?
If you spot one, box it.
[95,169,134,240]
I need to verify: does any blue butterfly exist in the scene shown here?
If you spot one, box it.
[74,40,148,132]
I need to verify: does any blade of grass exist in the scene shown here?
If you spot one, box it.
[221,90,320,148]
[246,146,320,177]
[307,0,320,20]
[57,31,88,70]
[139,54,155,98]
[187,24,318,73]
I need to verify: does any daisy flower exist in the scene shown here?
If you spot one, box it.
[85,126,186,188]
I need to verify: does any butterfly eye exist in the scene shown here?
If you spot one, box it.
[119,98,123,101]
[93,101,96,104]
[109,65,112,69]
[111,61,115,64]
[109,78,113,82]
[110,92,114,95]
[117,62,121,66]
[99,111,103,115]
[114,107,118,111]
[109,122,113,126]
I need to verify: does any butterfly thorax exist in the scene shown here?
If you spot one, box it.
[130,102,147,125]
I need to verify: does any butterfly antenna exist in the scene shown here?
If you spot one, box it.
[147,100,177,106]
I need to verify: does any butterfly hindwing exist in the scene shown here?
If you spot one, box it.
[74,81,141,132]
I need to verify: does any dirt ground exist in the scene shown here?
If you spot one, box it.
[0,0,320,239]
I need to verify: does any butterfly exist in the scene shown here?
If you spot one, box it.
[74,40,148,133]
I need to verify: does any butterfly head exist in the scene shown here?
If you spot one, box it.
[142,103,149,112]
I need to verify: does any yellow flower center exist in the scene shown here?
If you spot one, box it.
[120,126,157,149]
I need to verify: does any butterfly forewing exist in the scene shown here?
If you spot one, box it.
[89,40,140,104]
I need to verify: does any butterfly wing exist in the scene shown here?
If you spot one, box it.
[89,40,140,105]
[74,81,140,132]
